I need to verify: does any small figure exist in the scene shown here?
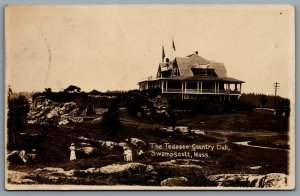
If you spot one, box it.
[69,143,76,161]
[123,148,133,162]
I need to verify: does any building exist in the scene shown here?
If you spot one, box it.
[138,51,245,104]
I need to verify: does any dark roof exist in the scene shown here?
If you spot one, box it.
[140,76,244,83]
[208,62,227,77]
[175,54,227,77]
[158,76,189,81]
[182,76,245,83]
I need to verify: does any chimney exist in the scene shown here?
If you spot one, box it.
[166,58,169,68]
[195,51,198,55]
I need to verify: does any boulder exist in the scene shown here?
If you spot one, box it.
[7,150,28,164]
[263,173,287,188]
[42,167,65,173]
[192,129,205,135]
[80,142,91,146]
[58,119,69,125]
[207,173,287,188]
[118,142,130,150]
[207,174,250,187]
[129,138,146,147]
[100,163,148,175]
[21,178,37,184]
[78,136,90,141]
[158,159,203,170]
[7,170,29,184]
[247,175,266,187]
[63,169,75,177]
[26,168,77,183]
[79,147,94,155]
[161,177,188,186]
[102,141,118,150]
[75,163,153,177]
[77,136,119,150]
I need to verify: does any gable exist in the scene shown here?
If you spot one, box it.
[175,57,194,77]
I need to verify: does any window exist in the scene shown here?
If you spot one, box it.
[200,69,207,76]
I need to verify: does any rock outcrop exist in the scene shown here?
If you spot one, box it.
[263,173,287,188]
[161,177,188,186]
[7,167,288,188]
[207,173,288,188]
[158,159,203,170]
[75,162,154,176]
[7,170,36,184]
[27,96,83,126]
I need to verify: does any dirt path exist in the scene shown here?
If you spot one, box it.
[120,118,161,129]
[233,141,288,151]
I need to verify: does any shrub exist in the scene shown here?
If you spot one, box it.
[100,99,122,136]
[7,95,30,150]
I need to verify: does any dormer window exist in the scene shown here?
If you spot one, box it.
[192,67,216,77]
[200,69,208,76]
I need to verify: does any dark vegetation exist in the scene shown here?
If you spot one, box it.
[7,95,30,150]
[237,93,290,110]
[101,99,122,136]
[7,85,290,185]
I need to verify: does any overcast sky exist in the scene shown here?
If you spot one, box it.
[5,5,294,98]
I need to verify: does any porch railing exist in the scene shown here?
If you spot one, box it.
[162,88,241,94]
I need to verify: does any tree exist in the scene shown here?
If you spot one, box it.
[259,95,268,108]
[7,95,30,150]
[64,85,81,93]
[45,88,52,93]
[101,99,122,136]
[169,111,177,130]
[89,89,102,95]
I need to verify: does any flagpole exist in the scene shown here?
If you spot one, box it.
[172,36,176,60]
[172,36,173,59]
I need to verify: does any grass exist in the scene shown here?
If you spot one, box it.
[7,109,290,185]
[177,110,288,132]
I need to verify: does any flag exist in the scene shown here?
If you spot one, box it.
[162,45,165,62]
[172,38,176,51]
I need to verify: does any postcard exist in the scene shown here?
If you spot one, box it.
[4,4,295,190]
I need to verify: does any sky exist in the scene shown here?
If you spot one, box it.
[5,5,294,98]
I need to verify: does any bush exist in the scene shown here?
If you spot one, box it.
[101,99,122,136]
[7,95,30,150]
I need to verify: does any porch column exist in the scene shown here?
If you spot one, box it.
[227,83,230,94]
[200,81,203,93]
[240,83,242,93]
[184,81,187,93]
[235,83,237,91]
[214,82,217,93]
[161,80,164,93]
[181,82,184,99]
[197,81,199,94]
[217,82,220,93]
[166,81,168,92]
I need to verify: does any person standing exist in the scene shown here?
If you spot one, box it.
[69,143,76,161]
[123,148,133,162]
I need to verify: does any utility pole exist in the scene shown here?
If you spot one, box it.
[273,82,280,109]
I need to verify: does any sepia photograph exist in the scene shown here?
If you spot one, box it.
[4,4,295,190]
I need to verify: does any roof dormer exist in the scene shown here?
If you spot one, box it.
[191,63,217,77]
